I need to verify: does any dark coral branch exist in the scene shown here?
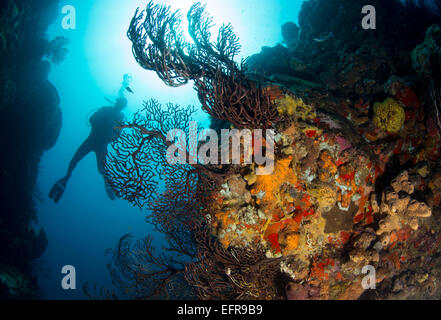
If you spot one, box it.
[107,1,283,299]
[184,239,283,300]
[108,234,190,299]
[429,80,441,132]
[104,99,223,298]
[104,99,220,208]
[127,3,198,87]
[127,1,279,128]
[108,182,211,299]
[186,2,240,70]
[195,66,279,128]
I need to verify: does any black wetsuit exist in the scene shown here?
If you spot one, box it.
[49,105,124,203]
[67,106,123,175]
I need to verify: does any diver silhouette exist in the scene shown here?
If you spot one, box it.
[49,97,128,203]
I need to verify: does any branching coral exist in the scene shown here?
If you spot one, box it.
[127,1,279,128]
[108,234,195,299]
[105,99,225,299]
[105,0,441,301]
[106,162,216,299]
[104,99,223,208]
[184,239,284,300]
[429,80,441,133]
[195,66,280,128]
[147,170,213,258]
[105,1,282,298]
[109,212,286,300]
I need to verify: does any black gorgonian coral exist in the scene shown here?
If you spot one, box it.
[127,1,279,128]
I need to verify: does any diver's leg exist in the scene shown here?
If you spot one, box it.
[49,135,95,203]
[95,145,116,200]
[66,136,95,178]
[95,144,107,175]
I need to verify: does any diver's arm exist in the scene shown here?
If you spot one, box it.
[89,110,99,127]
[50,135,94,202]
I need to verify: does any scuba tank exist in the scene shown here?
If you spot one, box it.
[85,98,117,128]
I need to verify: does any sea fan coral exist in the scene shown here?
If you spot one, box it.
[103,0,441,302]
[127,1,279,128]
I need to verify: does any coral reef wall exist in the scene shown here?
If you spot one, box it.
[217,0,441,300]
[0,0,62,299]
[103,0,441,300]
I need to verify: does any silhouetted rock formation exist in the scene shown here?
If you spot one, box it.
[0,0,63,299]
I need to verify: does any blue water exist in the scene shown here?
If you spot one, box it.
[35,0,302,299]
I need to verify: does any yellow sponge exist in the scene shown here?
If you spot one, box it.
[373,98,405,133]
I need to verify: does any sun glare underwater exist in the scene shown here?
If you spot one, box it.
[2,0,441,301]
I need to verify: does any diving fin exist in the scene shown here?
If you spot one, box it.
[49,177,69,203]
[104,181,116,201]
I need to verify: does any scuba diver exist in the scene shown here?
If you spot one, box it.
[49,95,129,203]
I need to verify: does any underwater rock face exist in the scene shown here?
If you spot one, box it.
[197,0,441,300]
[322,202,356,234]
[79,0,441,301]
[10,0,440,301]
[412,24,441,78]
[374,171,432,247]
[281,22,299,47]
[25,60,62,151]
[210,91,376,264]
[0,264,35,299]
[0,0,62,299]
